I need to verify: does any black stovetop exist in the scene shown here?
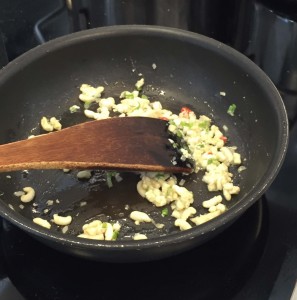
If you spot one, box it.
[1,153,297,300]
[1,1,297,299]
[0,197,266,300]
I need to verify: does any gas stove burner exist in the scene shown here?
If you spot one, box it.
[0,199,268,300]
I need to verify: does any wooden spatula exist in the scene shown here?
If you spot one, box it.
[0,117,191,173]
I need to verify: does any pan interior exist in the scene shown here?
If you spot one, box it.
[0,28,286,243]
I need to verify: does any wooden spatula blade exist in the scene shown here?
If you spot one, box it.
[0,117,191,173]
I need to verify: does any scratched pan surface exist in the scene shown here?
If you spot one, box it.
[0,26,288,262]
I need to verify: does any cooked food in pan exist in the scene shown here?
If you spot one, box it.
[13,78,243,241]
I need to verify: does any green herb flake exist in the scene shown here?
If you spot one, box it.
[84,101,93,109]
[112,231,119,240]
[69,105,80,113]
[155,173,165,179]
[106,171,117,188]
[172,142,178,149]
[180,121,193,128]
[198,120,210,130]
[141,95,148,99]
[227,104,237,116]
[102,222,108,229]
[176,130,183,138]
[161,207,169,217]
[125,93,135,99]
[131,102,140,112]
[207,158,220,166]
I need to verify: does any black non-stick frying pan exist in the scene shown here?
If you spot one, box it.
[0,25,288,262]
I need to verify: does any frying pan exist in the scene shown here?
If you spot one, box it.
[0,25,288,263]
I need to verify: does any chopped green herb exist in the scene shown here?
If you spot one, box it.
[106,171,117,188]
[106,174,113,188]
[155,173,165,179]
[125,93,135,99]
[141,94,148,99]
[172,142,178,149]
[180,121,193,128]
[102,222,107,229]
[176,130,183,138]
[207,158,220,166]
[161,207,169,217]
[131,102,140,112]
[69,105,80,113]
[112,231,119,240]
[198,120,210,130]
[227,104,236,116]
[84,101,92,109]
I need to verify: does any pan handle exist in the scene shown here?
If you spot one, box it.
[33,0,67,44]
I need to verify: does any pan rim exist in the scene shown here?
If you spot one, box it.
[0,25,289,252]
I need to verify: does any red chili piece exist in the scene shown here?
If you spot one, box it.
[181,107,192,114]
[220,136,228,143]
